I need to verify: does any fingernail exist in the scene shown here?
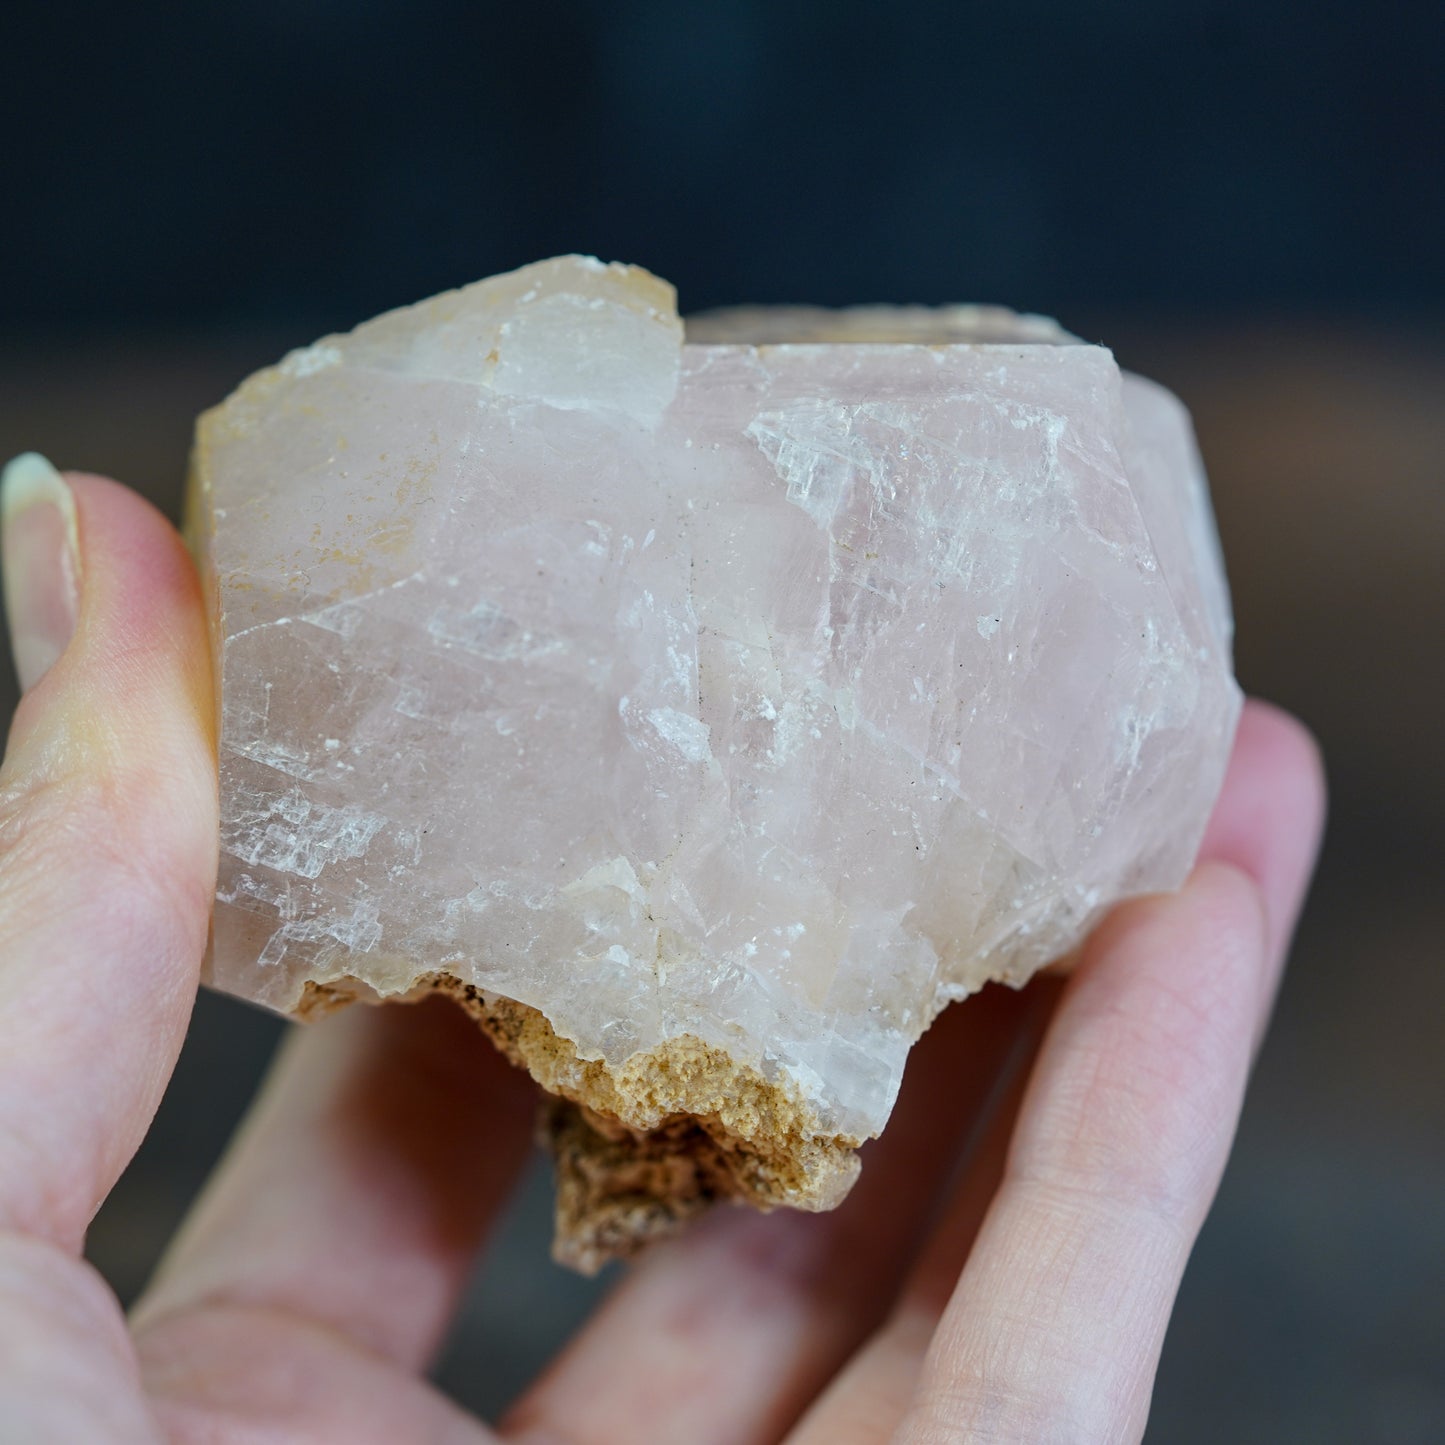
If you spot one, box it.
[2,453,81,693]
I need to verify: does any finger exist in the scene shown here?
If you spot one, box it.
[0,458,215,1250]
[0,1232,161,1444]
[785,1047,1033,1445]
[897,864,1272,1443]
[132,992,537,1372]
[793,702,1325,1444]
[1032,698,1325,990]
[1198,699,1326,1033]
[502,980,1054,1445]
[137,1301,496,1444]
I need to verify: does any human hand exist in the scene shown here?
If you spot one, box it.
[0,461,1324,1444]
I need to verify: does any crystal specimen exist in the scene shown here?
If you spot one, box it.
[188,256,1241,1270]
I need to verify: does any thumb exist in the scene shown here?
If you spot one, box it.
[0,455,217,1251]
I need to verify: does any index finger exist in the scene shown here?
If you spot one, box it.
[0,459,216,1251]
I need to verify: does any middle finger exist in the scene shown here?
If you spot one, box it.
[502,980,1054,1445]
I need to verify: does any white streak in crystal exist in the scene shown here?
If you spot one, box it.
[748,409,860,526]
[225,616,294,646]
[562,856,647,905]
[256,898,383,969]
[224,788,387,880]
[292,575,425,641]
[647,707,713,764]
[426,599,566,661]
[230,738,324,783]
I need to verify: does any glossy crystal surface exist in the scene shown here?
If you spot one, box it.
[192,256,1240,1155]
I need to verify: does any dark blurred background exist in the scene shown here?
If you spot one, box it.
[2,2,1442,1440]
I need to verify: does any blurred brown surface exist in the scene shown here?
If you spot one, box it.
[1,319,1441,1441]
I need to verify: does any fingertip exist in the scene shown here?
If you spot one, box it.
[8,472,215,767]
[1075,854,1268,1010]
[1200,697,1326,965]
[1188,856,1273,961]
[63,471,209,658]
[1236,698,1326,803]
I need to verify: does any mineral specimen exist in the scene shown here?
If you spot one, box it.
[189,256,1241,1270]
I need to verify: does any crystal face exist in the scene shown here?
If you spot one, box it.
[189,256,1241,1267]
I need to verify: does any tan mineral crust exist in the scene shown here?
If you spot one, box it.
[188,256,1241,1271]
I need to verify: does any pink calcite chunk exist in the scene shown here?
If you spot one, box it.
[188,257,1240,1267]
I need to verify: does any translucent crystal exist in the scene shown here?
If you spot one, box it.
[189,256,1241,1268]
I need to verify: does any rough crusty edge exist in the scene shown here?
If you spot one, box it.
[296,973,862,1274]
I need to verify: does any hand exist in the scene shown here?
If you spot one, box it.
[0,462,1324,1444]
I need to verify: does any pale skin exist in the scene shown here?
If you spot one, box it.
[0,472,1325,1444]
